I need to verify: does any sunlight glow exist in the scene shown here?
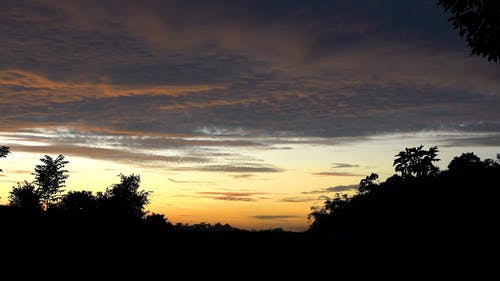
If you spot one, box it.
[1,129,499,230]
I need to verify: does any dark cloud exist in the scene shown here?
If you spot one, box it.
[331,163,359,168]
[1,0,499,140]
[253,215,298,220]
[302,184,359,194]
[313,172,365,177]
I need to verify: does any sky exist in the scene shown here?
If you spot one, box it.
[0,0,499,231]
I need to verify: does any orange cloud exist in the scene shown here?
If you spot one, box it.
[0,69,227,102]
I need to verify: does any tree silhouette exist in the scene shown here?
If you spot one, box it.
[0,146,10,172]
[98,174,151,221]
[439,0,500,62]
[358,173,379,193]
[308,193,350,229]
[33,155,69,208]
[59,191,96,217]
[9,181,42,211]
[393,145,440,178]
[448,152,483,172]
[145,213,174,231]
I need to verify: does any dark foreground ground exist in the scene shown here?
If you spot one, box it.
[3,222,487,261]
[3,221,495,280]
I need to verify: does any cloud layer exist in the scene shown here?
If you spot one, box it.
[1,0,499,139]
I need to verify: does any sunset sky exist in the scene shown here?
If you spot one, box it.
[1,0,499,231]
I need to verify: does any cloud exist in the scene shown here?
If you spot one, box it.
[312,172,365,177]
[8,143,208,167]
[196,191,267,202]
[0,129,282,170]
[0,170,33,175]
[167,178,215,185]
[3,128,268,148]
[276,197,317,203]
[230,174,255,179]
[331,163,359,168]
[440,133,500,147]
[1,0,500,142]
[0,69,227,103]
[301,184,359,194]
[253,215,298,220]
[175,165,283,173]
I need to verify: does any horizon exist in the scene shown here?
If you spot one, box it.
[1,0,499,231]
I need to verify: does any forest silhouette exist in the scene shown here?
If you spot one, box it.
[1,144,499,257]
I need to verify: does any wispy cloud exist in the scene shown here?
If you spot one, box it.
[196,191,267,202]
[312,172,365,177]
[8,143,208,166]
[276,197,317,203]
[331,163,359,168]
[167,178,215,185]
[301,184,359,195]
[253,215,298,220]
[0,130,282,173]
[230,174,255,179]
[440,133,500,147]
[175,165,283,173]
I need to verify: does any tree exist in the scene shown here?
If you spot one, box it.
[308,193,350,221]
[33,155,69,208]
[99,174,151,221]
[59,191,96,217]
[393,145,440,178]
[439,0,500,62]
[145,213,174,231]
[9,181,42,211]
[448,152,483,172]
[0,146,10,172]
[358,173,379,193]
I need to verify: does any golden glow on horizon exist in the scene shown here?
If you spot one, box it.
[1,130,499,231]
